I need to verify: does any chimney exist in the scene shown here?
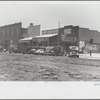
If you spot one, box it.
[30,23,33,27]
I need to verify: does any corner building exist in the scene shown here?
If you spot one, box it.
[59,25,100,53]
[0,22,27,50]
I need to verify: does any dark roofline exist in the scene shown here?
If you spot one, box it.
[79,27,89,30]
[21,28,28,30]
[42,28,58,31]
[42,27,64,31]
[89,30,98,32]
[0,22,22,28]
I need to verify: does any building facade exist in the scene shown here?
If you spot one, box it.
[78,28,100,53]
[59,25,79,52]
[28,23,41,37]
[0,22,27,50]
[42,29,58,35]
[42,25,100,53]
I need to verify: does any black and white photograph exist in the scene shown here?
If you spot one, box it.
[0,1,100,99]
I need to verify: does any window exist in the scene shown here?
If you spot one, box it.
[16,29,19,37]
[53,29,58,34]
[2,30,4,38]
[12,29,13,37]
[42,31,46,35]
[64,29,71,35]
[48,30,52,34]
[7,30,9,37]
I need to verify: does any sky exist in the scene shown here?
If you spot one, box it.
[0,1,100,31]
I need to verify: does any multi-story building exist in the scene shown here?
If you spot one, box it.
[28,23,41,36]
[19,24,100,53]
[0,22,27,50]
[41,25,100,53]
[59,25,100,53]
[42,29,58,35]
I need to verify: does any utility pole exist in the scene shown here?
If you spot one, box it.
[58,21,60,46]
[90,39,93,56]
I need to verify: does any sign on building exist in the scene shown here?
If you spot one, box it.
[66,37,76,41]
[85,44,100,53]
[79,41,85,50]
[64,29,71,35]
[79,41,85,48]
[22,34,29,38]
[61,35,66,41]
[61,35,76,42]
[69,46,78,51]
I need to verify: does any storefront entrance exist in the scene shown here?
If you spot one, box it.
[61,42,77,53]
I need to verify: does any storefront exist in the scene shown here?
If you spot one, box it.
[18,34,58,52]
[19,37,33,52]
[59,25,79,52]
[34,34,58,47]
[79,41,100,53]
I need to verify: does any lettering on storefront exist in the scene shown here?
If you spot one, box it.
[61,35,76,42]
[85,44,100,53]
[64,29,71,35]
[79,41,85,51]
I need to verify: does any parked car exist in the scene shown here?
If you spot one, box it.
[28,49,37,54]
[44,46,54,56]
[0,46,3,52]
[44,46,63,56]
[68,51,79,58]
[36,49,45,55]
[68,46,79,58]
[9,45,20,53]
[3,49,7,52]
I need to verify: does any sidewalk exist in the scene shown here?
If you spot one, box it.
[79,53,100,60]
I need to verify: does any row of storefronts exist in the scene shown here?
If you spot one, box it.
[19,25,100,53]
[0,22,100,53]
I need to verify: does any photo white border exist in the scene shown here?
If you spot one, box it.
[0,1,100,99]
[0,81,100,99]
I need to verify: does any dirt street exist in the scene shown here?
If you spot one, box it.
[0,52,100,81]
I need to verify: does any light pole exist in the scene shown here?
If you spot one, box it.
[90,39,93,56]
[58,21,60,46]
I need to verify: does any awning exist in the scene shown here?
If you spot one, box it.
[18,34,58,43]
[34,34,58,38]
[19,37,33,43]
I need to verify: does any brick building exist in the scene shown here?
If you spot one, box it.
[0,22,27,50]
[18,24,100,53]
[28,23,41,37]
[41,25,100,53]
[42,29,58,35]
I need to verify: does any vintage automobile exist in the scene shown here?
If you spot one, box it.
[68,51,79,58]
[44,46,63,56]
[68,46,79,58]
[28,49,37,54]
[9,45,20,53]
[36,49,45,55]
[0,46,3,52]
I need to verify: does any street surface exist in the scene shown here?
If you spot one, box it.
[0,52,100,81]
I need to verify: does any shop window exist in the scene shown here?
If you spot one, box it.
[90,39,93,44]
[7,30,9,37]
[12,29,13,37]
[2,30,4,38]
